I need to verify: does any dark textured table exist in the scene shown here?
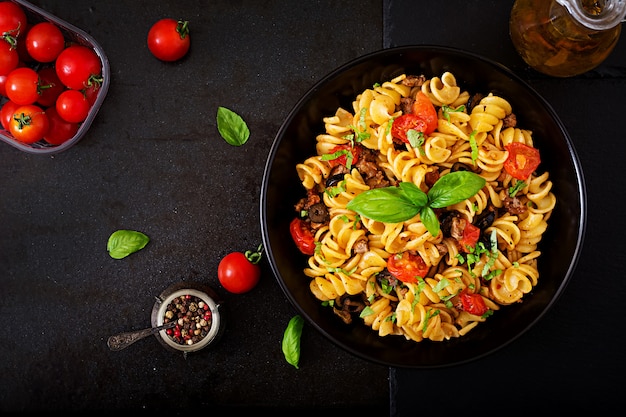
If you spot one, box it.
[1,0,625,415]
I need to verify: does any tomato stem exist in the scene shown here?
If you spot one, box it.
[245,244,264,265]
[13,112,32,129]
[176,20,190,39]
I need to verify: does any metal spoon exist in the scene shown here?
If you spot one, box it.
[107,321,177,351]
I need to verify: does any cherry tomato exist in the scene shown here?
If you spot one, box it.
[8,104,49,143]
[289,217,316,255]
[147,18,190,62]
[458,290,488,316]
[5,67,40,105]
[504,142,541,180]
[217,245,263,294]
[36,67,65,107]
[43,106,78,145]
[325,144,361,169]
[458,222,480,253]
[1,99,19,130]
[0,39,19,76]
[387,251,429,284]
[25,22,65,63]
[0,2,28,38]
[0,73,8,97]
[56,89,90,123]
[55,45,102,90]
[411,91,438,134]
[83,83,100,105]
[391,113,429,143]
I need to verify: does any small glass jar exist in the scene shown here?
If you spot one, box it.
[510,0,626,77]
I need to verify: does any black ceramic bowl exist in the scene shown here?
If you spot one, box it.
[260,45,586,368]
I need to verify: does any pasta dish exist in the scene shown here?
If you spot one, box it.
[290,72,555,342]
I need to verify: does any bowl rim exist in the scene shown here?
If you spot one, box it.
[260,44,587,368]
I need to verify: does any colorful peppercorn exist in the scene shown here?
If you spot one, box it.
[163,294,212,345]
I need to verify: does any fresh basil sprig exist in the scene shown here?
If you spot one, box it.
[282,315,304,369]
[107,230,150,259]
[216,106,250,146]
[346,171,486,237]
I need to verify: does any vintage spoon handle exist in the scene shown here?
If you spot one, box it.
[107,321,177,351]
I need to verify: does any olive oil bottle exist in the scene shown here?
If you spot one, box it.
[510,0,625,77]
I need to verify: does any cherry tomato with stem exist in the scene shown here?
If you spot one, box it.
[43,106,78,145]
[504,142,541,180]
[56,89,90,123]
[5,67,40,105]
[25,22,66,63]
[147,18,190,62]
[218,244,263,294]
[289,217,316,255]
[0,2,28,38]
[55,45,102,90]
[387,251,429,284]
[9,104,49,143]
[36,67,65,107]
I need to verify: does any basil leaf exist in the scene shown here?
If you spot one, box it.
[419,206,440,237]
[399,182,428,207]
[346,186,422,223]
[216,106,250,146]
[107,230,150,259]
[428,171,486,208]
[282,315,304,369]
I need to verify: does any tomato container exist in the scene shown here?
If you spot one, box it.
[0,0,110,154]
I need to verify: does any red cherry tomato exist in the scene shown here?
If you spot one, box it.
[0,73,8,97]
[25,22,65,63]
[43,106,78,145]
[458,290,488,316]
[56,89,90,123]
[36,67,66,107]
[458,222,481,253]
[55,45,102,90]
[289,217,316,255]
[387,251,429,284]
[217,245,263,294]
[83,83,100,105]
[1,99,19,130]
[325,144,361,169]
[411,91,438,134]
[0,2,28,38]
[504,142,541,180]
[0,39,19,76]
[5,67,40,105]
[8,104,49,144]
[147,18,190,62]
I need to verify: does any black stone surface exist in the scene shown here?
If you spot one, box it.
[0,0,389,414]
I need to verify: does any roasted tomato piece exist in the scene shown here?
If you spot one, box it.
[387,252,429,284]
[504,142,541,180]
[289,218,316,255]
